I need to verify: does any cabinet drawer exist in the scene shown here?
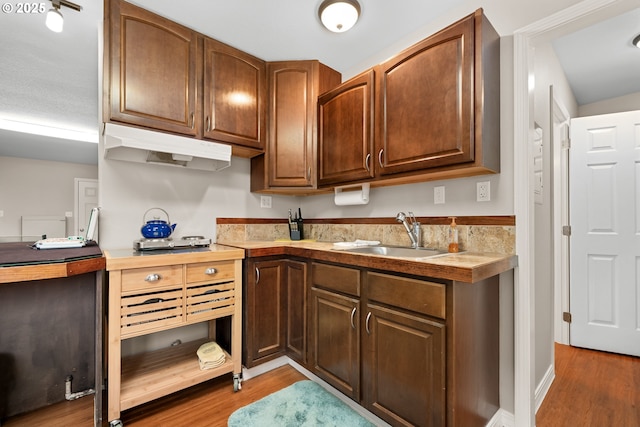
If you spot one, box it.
[186,261,235,284]
[120,288,183,337]
[367,272,446,319]
[312,262,361,297]
[186,281,235,322]
[121,265,183,293]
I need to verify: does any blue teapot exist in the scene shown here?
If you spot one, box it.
[141,208,177,239]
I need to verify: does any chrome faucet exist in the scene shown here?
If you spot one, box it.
[396,211,421,248]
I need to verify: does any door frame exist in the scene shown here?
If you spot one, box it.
[551,86,570,345]
[513,0,637,425]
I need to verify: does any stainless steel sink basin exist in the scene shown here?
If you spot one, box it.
[340,245,446,258]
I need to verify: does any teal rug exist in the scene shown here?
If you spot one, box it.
[227,380,376,426]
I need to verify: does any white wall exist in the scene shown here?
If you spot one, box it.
[531,42,578,399]
[578,91,640,117]
[0,156,98,239]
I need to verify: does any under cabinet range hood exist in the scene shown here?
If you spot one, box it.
[103,123,231,172]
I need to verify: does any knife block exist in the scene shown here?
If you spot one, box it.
[289,219,303,241]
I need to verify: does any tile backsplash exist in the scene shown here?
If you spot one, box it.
[216,220,515,255]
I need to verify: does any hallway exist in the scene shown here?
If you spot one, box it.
[536,343,640,426]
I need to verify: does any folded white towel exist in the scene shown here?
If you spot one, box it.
[333,240,381,249]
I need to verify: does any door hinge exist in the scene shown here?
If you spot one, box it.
[562,225,571,236]
[563,312,572,323]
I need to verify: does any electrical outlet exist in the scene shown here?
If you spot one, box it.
[260,196,272,208]
[434,186,445,204]
[477,181,491,202]
[0,210,3,217]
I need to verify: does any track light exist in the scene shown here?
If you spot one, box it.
[318,0,361,33]
[45,0,82,33]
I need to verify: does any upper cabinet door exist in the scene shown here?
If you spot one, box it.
[318,69,375,187]
[267,62,317,187]
[375,13,474,175]
[203,38,266,151]
[108,0,198,136]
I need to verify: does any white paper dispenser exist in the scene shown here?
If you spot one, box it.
[334,183,370,206]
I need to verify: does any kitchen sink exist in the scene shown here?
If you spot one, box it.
[339,245,447,258]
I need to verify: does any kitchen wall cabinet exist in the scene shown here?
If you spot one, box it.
[251,61,341,193]
[106,0,198,137]
[202,38,266,155]
[309,262,361,400]
[315,9,500,191]
[105,0,266,158]
[374,9,500,181]
[318,69,375,187]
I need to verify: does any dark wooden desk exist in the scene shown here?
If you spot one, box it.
[0,242,105,426]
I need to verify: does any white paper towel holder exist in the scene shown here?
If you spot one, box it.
[334,183,370,206]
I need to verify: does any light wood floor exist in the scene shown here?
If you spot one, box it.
[5,345,639,427]
[536,343,640,426]
[3,365,306,427]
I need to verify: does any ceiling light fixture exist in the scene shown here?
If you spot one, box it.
[633,34,640,48]
[45,0,82,33]
[318,0,361,33]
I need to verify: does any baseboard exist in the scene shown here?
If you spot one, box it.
[487,408,515,427]
[243,356,512,427]
[241,356,289,381]
[535,363,556,412]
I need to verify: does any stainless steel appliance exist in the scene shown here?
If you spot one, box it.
[133,235,211,251]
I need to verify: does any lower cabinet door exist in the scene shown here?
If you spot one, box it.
[310,287,360,400]
[244,260,285,366]
[363,303,446,427]
[285,260,307,363]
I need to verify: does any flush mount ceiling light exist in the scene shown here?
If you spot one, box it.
[633,34,640,48]
[318,0,361,33]
[45,0,82,33]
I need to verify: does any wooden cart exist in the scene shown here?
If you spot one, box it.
[104,246,244,426]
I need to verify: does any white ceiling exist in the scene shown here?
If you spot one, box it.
[552,7,640,105]
[0,0,639,165]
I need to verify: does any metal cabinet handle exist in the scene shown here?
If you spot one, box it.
[255,267,260,285]
[205,267,217,275]
[145,274,161,282]
[365,153,371,172]
[206,116,211,132]
[365,312,372,335]
[190,112,195,129]
[378,149,384,168]
[350,307,357,329]
[307,167,311,181]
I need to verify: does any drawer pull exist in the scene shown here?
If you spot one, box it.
[145,274,162,282]
[365,312,372,335]
[204,267,218,275]
[255,267,260,285]
[143,297,163,305]
[350,307,357,329]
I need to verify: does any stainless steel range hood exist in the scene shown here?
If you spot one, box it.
[103,123,231,171]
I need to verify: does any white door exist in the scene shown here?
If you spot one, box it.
[75,178,99,238]
[570,110,640,356]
